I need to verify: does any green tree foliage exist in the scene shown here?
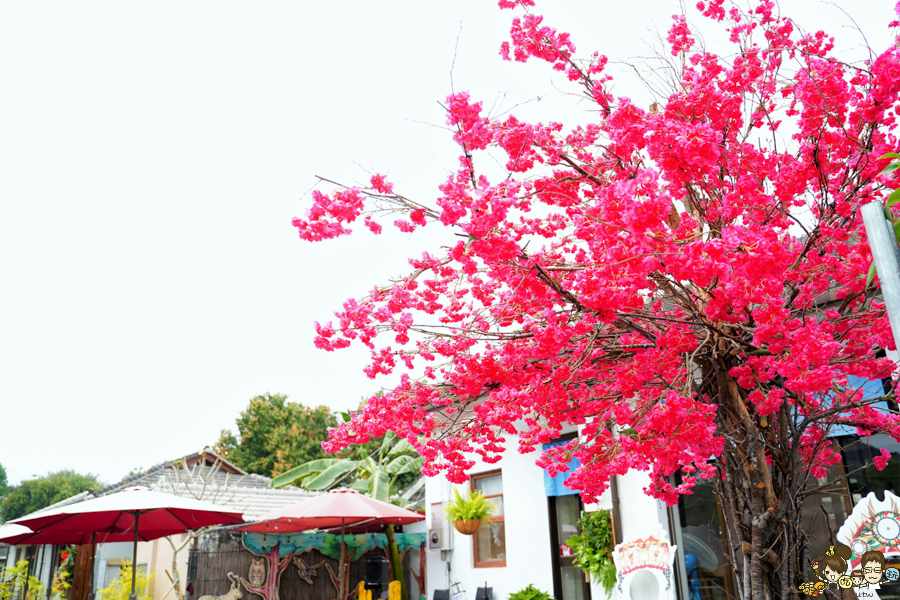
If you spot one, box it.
[215,393,338,477]
[0,462,8,496]
[1,470,101,521]
[98,561,151,600]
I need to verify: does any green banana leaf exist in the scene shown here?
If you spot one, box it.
[369,470,391,503]
[349,478,371,493]
[887,188,900,208]
[386,455,424,475]
[269,458,344,488]
[881,162,900,176]
[388,439,415,456]
[301,460,361,491]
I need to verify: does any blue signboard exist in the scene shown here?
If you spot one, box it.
[542,439,581,497]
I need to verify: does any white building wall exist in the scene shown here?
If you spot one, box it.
[586,471,671,600]
[424,443,555,600]
[613,471,669,543]
[422,437,675,600]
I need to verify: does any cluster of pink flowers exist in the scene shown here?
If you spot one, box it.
[292,189,364,241]
[667,15,695,56]
[875,448,892,471]
[300,0,900,504]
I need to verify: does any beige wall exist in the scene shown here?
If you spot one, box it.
[135,535,190,600]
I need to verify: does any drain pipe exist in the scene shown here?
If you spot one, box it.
[609,475,623,545]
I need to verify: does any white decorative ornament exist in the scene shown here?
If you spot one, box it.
[837,490,900,600]
[877,516,900,541]
[612,525,677,600]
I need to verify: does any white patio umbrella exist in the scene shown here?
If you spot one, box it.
[0,523,33,543]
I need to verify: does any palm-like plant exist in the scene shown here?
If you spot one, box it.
[269,431,424,600]
[269,431,424,503]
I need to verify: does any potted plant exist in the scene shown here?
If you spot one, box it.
[566,509,616,596]
[445,487,494,535]
[507,585,554,600]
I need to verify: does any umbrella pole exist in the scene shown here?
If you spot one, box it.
[23,558,31,600]
[339,517,346,600]
[130,512,140,600]
[89,532,97,600]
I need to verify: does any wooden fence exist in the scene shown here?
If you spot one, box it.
[188,530,411,600]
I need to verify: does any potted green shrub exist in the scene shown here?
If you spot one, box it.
[507,585,554,600]
[566,509,616,596]
[445,487,494,535]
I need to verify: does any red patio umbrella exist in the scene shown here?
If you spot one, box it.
[0,523,186,545]
[237,490,424,600]
[238,489,423,533]
[8,487,245,600]
[0,523,137,600]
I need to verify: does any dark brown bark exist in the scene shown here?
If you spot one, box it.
[705,354,812,600]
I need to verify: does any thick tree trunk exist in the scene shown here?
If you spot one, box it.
[704,355,813,600]
[171,556,184,600]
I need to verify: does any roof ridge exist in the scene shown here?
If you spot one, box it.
[93,447,248,496]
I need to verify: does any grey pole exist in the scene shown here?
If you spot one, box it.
[861,199,900,353]
[88,532,97,600]
[22,559,31,600]
[129,512,140,600]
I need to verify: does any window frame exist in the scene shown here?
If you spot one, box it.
[471,469,506,568]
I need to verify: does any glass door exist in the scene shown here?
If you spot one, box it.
[549,495,591,600]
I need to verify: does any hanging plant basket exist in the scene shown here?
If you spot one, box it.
[454,519,482,535]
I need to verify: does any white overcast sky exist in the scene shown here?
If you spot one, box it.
[0,0,893,487]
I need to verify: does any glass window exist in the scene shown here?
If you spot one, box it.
[838,434,900,505]
[799,459,851,561]
[674,464,851,600]
[560,566,586,600]
[556,495,581,548]
[472,472,506,567]
[836,434,900,600]
[675,474,733,600]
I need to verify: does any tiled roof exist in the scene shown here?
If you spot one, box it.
[148,470,315,520]
[15,448,424,525]
[94,447,247,496]
[14,448,316,523]
[213,486,316,521]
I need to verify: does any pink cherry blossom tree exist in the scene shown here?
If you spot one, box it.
[294,1,900,597]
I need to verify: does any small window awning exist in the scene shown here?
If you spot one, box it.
[542,440,580,497]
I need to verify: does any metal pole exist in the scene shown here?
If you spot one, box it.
[130,513,140,600]
[88,533,97,600]
[22,558,31,600]
[861,200,900,352]
[339,518,346,600]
